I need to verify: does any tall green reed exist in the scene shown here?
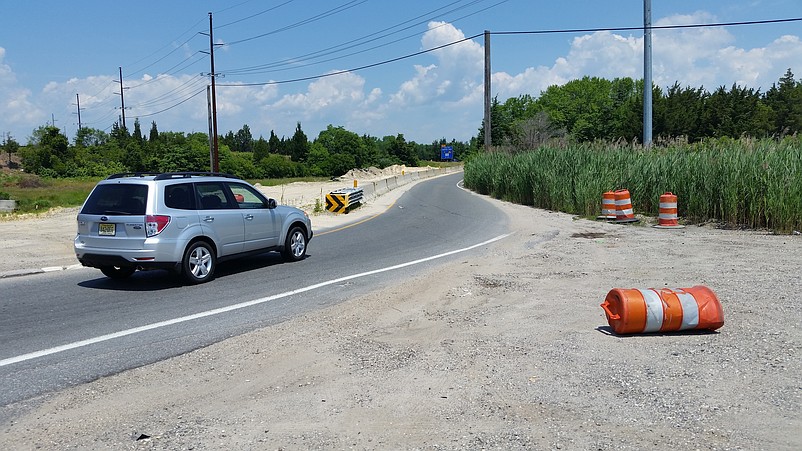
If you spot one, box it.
[464,137,802,233]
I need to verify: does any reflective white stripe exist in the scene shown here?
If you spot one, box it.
[639,289,664,332]
[659,213,677,219]
[676,291,699,329]
[618,208,633,216]
[659,202,677,209]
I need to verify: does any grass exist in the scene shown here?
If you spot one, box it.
[0,174,330,216]
[0,175,97,215]
[464,138,802,233]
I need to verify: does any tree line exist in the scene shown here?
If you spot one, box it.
[480,68,802,148]
[3,119,469,179]
[2,69,799,179]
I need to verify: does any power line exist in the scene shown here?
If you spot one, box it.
[219,33,483,87]
[224,0,368,47]
[491,17,802,37]
[132,87,207,118]
[221,0,506,76]
[215,0,295,29]
[218,16,802,87]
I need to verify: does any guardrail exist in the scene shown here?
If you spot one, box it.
[325,187,363,213]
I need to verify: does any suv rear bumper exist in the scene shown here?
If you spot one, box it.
[77,253,180,271]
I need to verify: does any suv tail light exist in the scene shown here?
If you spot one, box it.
[146,215,171,237]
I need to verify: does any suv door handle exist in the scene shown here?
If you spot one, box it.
[203,216,214,222]
[244,214,254,221]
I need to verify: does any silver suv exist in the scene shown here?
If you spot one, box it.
[74,172,312,284]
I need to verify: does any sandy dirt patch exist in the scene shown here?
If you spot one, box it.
[0,169,800,450]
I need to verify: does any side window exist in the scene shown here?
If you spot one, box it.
[227,183,267,209]
[164,183,194,210]
[196,182,233,210]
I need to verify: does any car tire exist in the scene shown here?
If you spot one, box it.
[281,226,307,262]
[100,265,136,279]
[182,241,216,284]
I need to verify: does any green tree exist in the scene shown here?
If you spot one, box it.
[386,134,418,167]
[765,68,802,136]
[268,130,282,154]
[658,82,706,140]
[306,141,332,176]
[252,136,269,164]
[233,124,253,153]
[132,118,145,144]
[315,125,368,167]
[287,122,309,162]
[21,125,71,175]
[148,121,160,142]
[2,134,20,166]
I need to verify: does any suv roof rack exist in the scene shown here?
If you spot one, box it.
[154,172,238,180]
[107,172,161,179]
[105,172,239,180]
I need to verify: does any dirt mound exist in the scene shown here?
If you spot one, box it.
[341,164,430,181]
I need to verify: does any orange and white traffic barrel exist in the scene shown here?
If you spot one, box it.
[597,191,617,220]
[600,286,724,335]
[653,192,685,228]
[614,189,638,223]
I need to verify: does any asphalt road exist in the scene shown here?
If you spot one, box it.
[0,173,509,413]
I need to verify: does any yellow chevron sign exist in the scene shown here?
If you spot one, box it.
[325,188,363,213]
[325,192,348,213]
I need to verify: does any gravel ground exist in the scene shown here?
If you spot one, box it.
[1,188,800,450]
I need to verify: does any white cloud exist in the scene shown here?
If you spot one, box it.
[3,13,802,144]
[493,11,802,102]
[0,47,43,140]
[390,21,484,107]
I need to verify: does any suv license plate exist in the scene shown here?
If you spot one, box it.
[99,223,116,236]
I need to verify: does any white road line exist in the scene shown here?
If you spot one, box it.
[1,233,511,367]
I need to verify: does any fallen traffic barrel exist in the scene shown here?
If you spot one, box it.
[653,192,685,228]
[597,191,617,220]
[600,286,724,334]
[614,189,638,223]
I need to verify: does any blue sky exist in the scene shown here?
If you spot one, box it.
[1,0,801,145]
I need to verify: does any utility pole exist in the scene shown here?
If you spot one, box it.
[207,85,214,171]
[73,93,84,131]
[643,0,653,146]
[208,12,220,172]
[116,66,129,130]
[483,30,491,152]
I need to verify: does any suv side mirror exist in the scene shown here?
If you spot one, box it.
[266,198,277,209]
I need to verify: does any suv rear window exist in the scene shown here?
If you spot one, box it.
[81,184,148,215]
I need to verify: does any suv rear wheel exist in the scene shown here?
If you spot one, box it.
[183,241,216,284]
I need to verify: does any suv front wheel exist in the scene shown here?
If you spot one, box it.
[183,241,216,284]
[281,226,307,262]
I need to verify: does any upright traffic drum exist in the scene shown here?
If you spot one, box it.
[614,189,638,223]
[597,191,617,220]
[653,192,685,228]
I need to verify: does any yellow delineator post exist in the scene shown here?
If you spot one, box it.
[326,187,363,214]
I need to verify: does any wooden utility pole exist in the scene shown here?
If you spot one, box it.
[483,30,491,151]
[116,66,129,130]
[208,12,220,172]
[74,94,83,130]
